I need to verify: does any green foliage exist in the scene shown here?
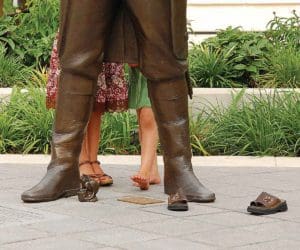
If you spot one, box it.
[0,15,18,51]
[266,10,300,48]
[0,46,33,87]
[100,112,139,155]
[3,0,14,14]
[192,91,300,156]
[0,79,54,154]
[1,86,299,156]
[189,44,241,88]
[0,0,59,68]
[258,47,300,87]
[201,27,273,87]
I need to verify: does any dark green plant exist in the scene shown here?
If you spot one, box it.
[0,15,18,51]
[203,27,273,87]
[2,0,59,68]
[192,91,300,156]
[189,44,241,88]
[258,47,300,87]
[266,10,300,48]
[0,46,33,87]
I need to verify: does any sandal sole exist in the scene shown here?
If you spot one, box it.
[247,201,288,215]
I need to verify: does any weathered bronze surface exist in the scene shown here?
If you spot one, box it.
[78,175,99,202]
[22,0,215,205]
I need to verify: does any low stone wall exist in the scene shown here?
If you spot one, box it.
[1,88,298,115]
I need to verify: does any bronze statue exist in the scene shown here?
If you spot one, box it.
[21,0,215,207]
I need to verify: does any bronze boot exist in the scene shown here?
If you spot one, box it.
[21,74,95,202]
[148,78,215,202]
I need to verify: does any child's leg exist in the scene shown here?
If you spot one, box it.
[131,107,160,189]
[150,151,161,185]
[87,110,114,185]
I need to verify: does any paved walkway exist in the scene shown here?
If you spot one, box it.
[0,155,300,250]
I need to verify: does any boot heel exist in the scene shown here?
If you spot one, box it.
[63,189,79,198]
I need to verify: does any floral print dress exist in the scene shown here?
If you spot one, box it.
[46,36,128,113]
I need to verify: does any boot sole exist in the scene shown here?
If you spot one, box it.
[22,188,79,203]
[187,196,216,203]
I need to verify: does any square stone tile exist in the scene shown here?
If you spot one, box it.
[186,211,279,227]
[129,218,224,237]
[1,236,102,250]
[182,227,278,248]
[242,221,300,242]
[0,204,67,228]
[73,227,162,246]
[120,237,219,250]
[236,239,300,250]
[0,226,48,245]
[27,217,115,235]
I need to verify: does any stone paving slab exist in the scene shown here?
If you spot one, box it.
[0,156,300,250]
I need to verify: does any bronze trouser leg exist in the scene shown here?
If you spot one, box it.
[126,0,215,201]
[21,0,119,202]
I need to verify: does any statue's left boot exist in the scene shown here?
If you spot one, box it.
[148,78,215,202]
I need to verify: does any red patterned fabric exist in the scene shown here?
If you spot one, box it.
[46,37,128,113]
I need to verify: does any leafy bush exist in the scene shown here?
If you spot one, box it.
[1,0,59,68]
[192,90,300,156]
[0,46,33,87]
[258,47,300,87]
[1,84,54,154]
[201,27,273,87]
[1,86,299,156]
[266,10,300,48]
[189,44,241,88]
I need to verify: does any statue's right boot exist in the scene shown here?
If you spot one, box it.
[148,78,215,202]
[21,73,94,202]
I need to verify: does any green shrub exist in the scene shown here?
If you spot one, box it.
[192,90,300,156]
[258,47,300,87]
[2,85,54,154]
[1,85,299,156]
[266,10,300,48]
[100,112,139,155]
[0,46,33,87]
[1,0,59,68]
[189,44,241,88]
[202,27,273,87]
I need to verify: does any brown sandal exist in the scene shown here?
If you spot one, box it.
[90,161,113,186]
[247,192,288,215]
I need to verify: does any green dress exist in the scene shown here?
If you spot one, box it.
[128,67,152,109]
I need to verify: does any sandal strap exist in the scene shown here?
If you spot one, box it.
[250,192,282,208]
[79,161,90,167]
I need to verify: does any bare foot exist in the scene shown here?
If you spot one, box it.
[149,167,161,185]
[131,172,150,190]
[150,175,161,185]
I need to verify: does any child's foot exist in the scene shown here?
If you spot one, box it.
[149,167,161,185]
[131,172,150,190]
[150,175,161,185]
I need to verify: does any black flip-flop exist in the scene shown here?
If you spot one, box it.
[168,189,188,212]
[247,192,288,215]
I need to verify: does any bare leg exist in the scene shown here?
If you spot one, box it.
[131,107,160,190]
[88,110,104,174]
[87,110,114,185]
[79,134,94,176]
